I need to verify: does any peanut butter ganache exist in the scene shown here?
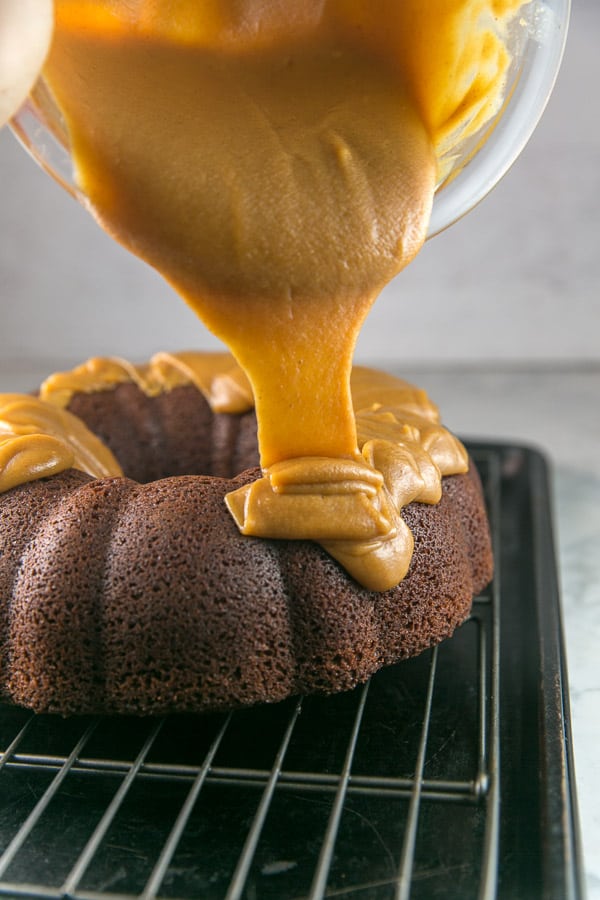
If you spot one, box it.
[0,1,519,712]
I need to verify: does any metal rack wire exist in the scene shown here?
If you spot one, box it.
[0,446,581,900]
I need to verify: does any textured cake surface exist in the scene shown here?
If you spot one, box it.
[0,382,492,716]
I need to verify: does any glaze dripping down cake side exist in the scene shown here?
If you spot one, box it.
[0,354,492,716]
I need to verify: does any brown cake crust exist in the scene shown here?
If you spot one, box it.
[67,382,260,482]
[0,382,492,716]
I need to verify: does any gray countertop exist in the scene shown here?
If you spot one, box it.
[400,365,600,900]
[1,360,598,897]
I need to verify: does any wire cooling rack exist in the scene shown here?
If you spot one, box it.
[0,444,584,900]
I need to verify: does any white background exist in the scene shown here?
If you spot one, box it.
[0,0,598,372]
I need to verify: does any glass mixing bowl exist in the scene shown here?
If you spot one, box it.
[10,0,570,239]
[429,0,571,235]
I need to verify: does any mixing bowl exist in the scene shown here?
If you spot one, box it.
[10,0,570,239]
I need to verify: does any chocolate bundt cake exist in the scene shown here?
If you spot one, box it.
[0,353,492,716]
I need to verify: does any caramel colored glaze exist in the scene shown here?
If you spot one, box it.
[28,352,468,590]
[226,385,468,591]
[0,393,122,494]
[39,351,255,414]
[43,22,436,469]
[35,2,522,587]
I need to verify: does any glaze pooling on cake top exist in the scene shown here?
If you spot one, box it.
[0,354,492,715]
[31,2,521,588]
[0,393,122,494]
[0,352,467,590]
[226,401,468,591]
[38,351,255,414]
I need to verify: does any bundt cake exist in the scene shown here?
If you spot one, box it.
[0,352,492,716]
